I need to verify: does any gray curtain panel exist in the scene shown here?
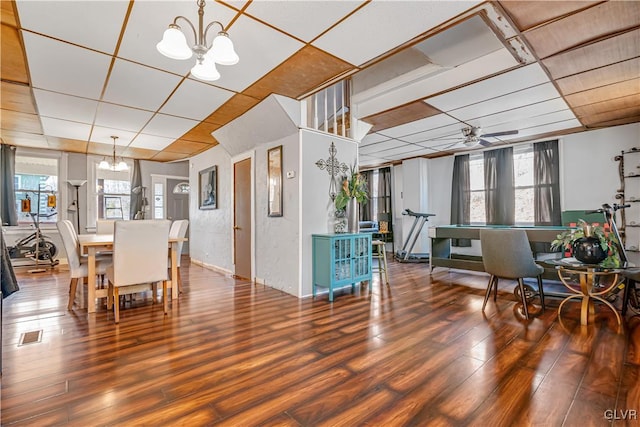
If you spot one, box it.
[1,227,19,298]
[129,159,142,219]
[377,167,392,217]
[0,144,18,226]
[360,170,373,222]
[450,154,471,247]
[484,147,514,225]
[534,140,561,226]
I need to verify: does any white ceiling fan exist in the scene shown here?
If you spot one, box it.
[441,126,519,149]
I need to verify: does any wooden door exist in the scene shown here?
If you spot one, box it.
[234,158,252,280]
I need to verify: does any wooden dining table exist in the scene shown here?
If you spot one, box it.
[77,233,187,314]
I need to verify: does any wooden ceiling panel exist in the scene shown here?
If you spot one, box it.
[164,140,211,155]
[0,81,36,114]
[203,93,261,126]
[150,150,190,162]
[580,105,640,127]
[565,79,640,107]
[180,122,221,144]
[499,1,600,32]
[542,29,640,80]
[121,146,159,160]
[573,93,640,118]
[243,45,354,100]
[0,130,48,148]
[46,137,89,153]
[524,1,640,59]
[555,58,640,95]
[1,24,29,84]
[362,101,441,133]
[1,109,42,133]
[582,115,640,129]
[86,141,119,156]
[1,1,17,27]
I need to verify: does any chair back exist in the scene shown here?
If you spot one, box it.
[57,220,82,274]
[169,219,189,266]
[480,229,542,279]
[96,219,115,234]
[112,220,171,286]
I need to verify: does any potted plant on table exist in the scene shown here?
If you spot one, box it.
[334,165,368,233]
[551,219,621,267]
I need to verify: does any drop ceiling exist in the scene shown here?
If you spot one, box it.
[0,1,638,167]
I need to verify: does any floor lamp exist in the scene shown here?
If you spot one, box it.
[67,180,87,233]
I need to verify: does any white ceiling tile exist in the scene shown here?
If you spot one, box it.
[40,117,91,141]
[94,103,154,133]
[401,124,465,146]
[103,59,183,111]
[16,0,128,54]
[482,111,580,141]
[471,98,573,130]
[22,32,111,99]
[359,139,411,155]
[90,127,138,146]
[246,1,364,42]
[160,79,235,120]
[33,89,98,124]
[314,1,481,66]
[415,15,503,68]
[447,83,563,121]
[361,132,391,146]
[375,144,430,158]
[378,114,459,139]
[426,63,551,112]
[505,119,583,141]
[131,134,175,151]
[142,114,199,139]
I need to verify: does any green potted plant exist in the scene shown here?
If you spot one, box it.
[551,219,621,267]
[334,165,368,233]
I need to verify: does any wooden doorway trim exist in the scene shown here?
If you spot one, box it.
[231,152,255,281]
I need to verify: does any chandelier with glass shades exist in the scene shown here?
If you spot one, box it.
[156,0,239,81]
[99,136,128,172]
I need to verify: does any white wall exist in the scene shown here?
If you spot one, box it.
[400,158,430,254]
[300,129,358,298]
[188,145,234,273]
[254,134,300,295]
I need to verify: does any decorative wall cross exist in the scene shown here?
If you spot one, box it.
[315,142,348,201]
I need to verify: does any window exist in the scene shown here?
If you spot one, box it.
[467,144,535,225]
[14,155,59,224]
[95,164,131,221]
[153,182,164,219]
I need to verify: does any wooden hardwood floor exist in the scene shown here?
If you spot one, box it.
[2,257,639,426]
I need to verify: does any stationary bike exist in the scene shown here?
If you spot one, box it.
[8,212,59,266]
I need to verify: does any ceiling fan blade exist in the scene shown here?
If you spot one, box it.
[480,130,519,138]
[478,139,492,147]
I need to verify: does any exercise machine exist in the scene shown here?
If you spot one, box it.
[394,209,435,263]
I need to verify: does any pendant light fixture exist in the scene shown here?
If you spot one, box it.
[156,0,239,82]
[99,136,128,172]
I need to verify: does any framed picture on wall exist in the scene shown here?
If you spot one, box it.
[267,145,283,217]
[199,165,217,210]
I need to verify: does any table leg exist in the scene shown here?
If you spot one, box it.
[170,242,178,300]
[87,247,97,314]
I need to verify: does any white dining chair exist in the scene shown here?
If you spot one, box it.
[169,219,189,294]
[106,219,171,323]
[96,219,115,234]
[57,220,112,310]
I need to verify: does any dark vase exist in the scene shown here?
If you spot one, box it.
[572,236,607,264]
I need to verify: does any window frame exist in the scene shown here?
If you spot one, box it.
[87,155,132,229]
[13,148,68,228]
